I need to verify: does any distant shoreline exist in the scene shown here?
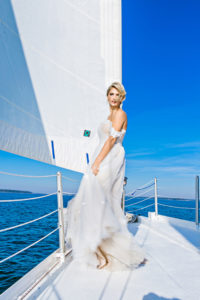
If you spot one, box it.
[0,189,32,194]
[126,196,194,201]
[156,196,194,200]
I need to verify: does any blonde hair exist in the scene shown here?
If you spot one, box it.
[106,82,126,102]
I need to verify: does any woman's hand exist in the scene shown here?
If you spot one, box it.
[91,162,100,176]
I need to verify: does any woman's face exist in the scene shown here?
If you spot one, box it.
[107,87,121,108]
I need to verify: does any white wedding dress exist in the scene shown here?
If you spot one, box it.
[65,118,145,271]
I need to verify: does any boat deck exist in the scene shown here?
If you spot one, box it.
[2,214,200,300]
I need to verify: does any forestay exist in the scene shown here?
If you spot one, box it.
[0,0,121,173]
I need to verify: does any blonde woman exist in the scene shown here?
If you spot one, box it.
[66,82,147,271]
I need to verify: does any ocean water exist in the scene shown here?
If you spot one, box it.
[0,192,196,295]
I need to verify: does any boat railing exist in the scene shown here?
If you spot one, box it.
[0,171,199,268]
[0,170,74,266]
[124,179,156,215]
[124,176,200,227]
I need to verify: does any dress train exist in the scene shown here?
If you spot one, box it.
[64,119,146,271]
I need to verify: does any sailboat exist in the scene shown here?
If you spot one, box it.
[0,1,200,299]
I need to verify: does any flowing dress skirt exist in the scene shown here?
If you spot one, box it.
[65,141,145,271]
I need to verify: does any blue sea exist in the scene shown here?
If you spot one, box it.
[0,192,196,295]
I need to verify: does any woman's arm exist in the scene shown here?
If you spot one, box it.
[91,111,127,175]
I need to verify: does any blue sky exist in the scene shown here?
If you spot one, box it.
[122,0,200,198]
[0,1,200,198]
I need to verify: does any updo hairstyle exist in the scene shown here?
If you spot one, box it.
[106,82,126,102]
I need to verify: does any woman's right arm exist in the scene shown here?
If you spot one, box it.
[91,110,127,175]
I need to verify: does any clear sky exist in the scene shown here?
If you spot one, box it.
[122,0,200,198]
[0,1,199,198]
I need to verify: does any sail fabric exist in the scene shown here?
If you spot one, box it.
[0,0,121,173]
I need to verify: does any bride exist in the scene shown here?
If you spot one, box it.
[65,82,147,271]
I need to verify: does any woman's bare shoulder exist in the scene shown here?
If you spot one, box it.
[115,109,127,122]
[111,109,127,131]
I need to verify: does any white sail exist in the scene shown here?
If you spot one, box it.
[0,0,121,173]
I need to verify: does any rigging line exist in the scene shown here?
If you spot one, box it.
[127,182,155,197]
[0,209,58,233]
[126,179,154,196]
[157,196,195,202]
[63,0,100,24]
[126,203,154,213]
[0,18,18,37]
[158,203,196,210]
[0,12,116,94]
[0,192,57,203]
[0,170,56,178]
[0,95,68,137]
[63,0,122,41]
[0,14,103,94]
[125,195,154,208]
[62,175,79,182]
[0,95,41,121]
[125,187,154,201]
[0,227,59,264]
[63,192,76,195]
[27,44,104,95]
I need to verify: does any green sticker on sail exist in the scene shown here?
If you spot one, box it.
[83,130,91,137]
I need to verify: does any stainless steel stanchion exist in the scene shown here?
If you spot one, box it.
[57,172,66,262]
[195,175,199,228]
[154,177,158,216]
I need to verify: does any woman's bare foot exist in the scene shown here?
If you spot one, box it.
[96,253,106,269]
[97,260,109,269]
[96,246,109,269]
[140,258,148,265]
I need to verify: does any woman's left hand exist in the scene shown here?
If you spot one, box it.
[91,163,100,176]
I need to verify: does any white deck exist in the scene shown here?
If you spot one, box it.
[24,214,200,300]
[1,214,200,300]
